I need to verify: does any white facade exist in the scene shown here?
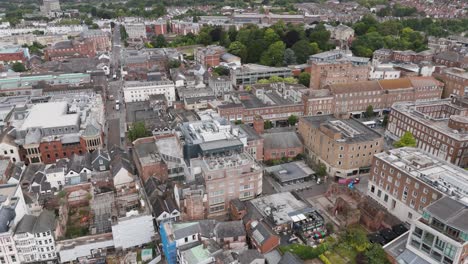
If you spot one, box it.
[14,230,57,263]
[112,214,155,250]
[45,168,65,190]
[0,143,20,163]
[123,80,176,106]
[112,167,134,188]
[0,232,19,264]
[369,65,401,80]
[123,23,146,39]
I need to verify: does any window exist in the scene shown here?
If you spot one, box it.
[377,190,382,197]
[408,212,413,219]
[10,256,15,263]
[384,194,388,202]
[370,185,375,193]
[435,237,446,251]
[423,232,435,245]
[413,227,423,238]
[444,243,456,259]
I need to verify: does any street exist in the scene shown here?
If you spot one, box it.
[104,23,126,148]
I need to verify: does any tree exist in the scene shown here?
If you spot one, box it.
[283,48,297,65]
[11,62,26,72]
[264,28,280,45]
[264,120,273,129]
[283,29,301,48]
[298,72,311,87]
[288,115,298,126]
[365,105,374,118]
[393,131,417,148]
[382,114,389,128]
[283,77,298,84]
[151,34,167,48]
[228,41,248,63]
[168,60,181,69]
[344,228,370,252]
[365,244,390,264]
[316,162,327,177]
[291,40,312,64]
[197,32,212,46]
[120,25,128,41]
[260,41,286,66]
[128,122,150,141]
[213,66,230,76]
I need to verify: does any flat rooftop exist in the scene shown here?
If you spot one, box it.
[391,99,467,141]
[20,102,79,131]
[376,147,468,200]
[266,161,315,183]
[250,192,307,226]
[301,115,382,143]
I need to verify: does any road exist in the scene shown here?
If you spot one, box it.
[104,23,126,149]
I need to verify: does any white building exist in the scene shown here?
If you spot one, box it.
[112,213,155,250]
[123,23,146,39]
[369,65,401,80]
[123,80,176,106]
[13,210,57,263]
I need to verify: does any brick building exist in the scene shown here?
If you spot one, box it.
[0,47,29,64]
[433,51,468,69]
[433,67,468,98]
[386,97,468,167]
[262,131,303,161]
[194,45,226,68]
[80,30,111,52]
[298,115,384,179]
[44,40,96,61]
[367,147,466,224]
[16,100,103,164]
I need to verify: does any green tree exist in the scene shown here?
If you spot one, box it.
[283,48,297,65]
[197,32,212,45]
[120,25,128,41]
[288,115,298,126]
[382,114,389,128]
[393,131,417,148]
[316,162,327,177]
[264,28,280,45]
[144,42,154,48]
[213,66,230,76]
[151,34,167,48]
[260,41,286,66]
[366,105,374,118]
[228,41,248,62]
[283,77,298,84]
[298,72,311,87]
[168,60,181,69]
[264,120,273,129]
[365,243,390,264]
[268,76,284,83]
[11,62,26,72]
[344,228,370,252]
[291,40,312,64]
[128,122,150,141]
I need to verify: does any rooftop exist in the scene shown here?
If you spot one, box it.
[20,102,79,131]
[262,131,302,150]
[266,161,315,184]
[424,196,468,233]
[376,148,468,200]
[391,99,467,141]
[250,192,307,226]
[301,115,382,143]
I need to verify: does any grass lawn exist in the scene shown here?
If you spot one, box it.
[324,251,348,264]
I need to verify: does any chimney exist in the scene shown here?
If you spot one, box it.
[253,115,264,134]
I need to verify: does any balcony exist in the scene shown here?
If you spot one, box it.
[419,218,464,243]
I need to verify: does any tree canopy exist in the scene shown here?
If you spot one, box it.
[11,62,26,72]
[393,131,417,148]
[298,72,311,87]
[128,122,150,141]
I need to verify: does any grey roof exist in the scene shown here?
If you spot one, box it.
[262,131,302,150]
[24,128,42,144]
[238,250,265,264]
[67,154,92,174]
[278,252,303,264]
[425,196,468,233]
[14,214,37,234]
[250,221,275,246]
[91,148,110,164]
[151,196,179,217]
[173,222,203,240]
[199,138,244,152]
[83,122,100,137]
[53,40,73,49]
[14,210,55,235]
[231,198,246,211]
[396,249,431,264]
[22,164,45,183]
[214,221,245,239]
[33,210,56,233]
[0,207,15,232]
[238,124,261,141]
[269,162,313,183]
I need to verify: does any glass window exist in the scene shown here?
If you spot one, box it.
[444,243,456,259]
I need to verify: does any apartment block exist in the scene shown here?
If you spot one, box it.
[123,80,176,106]
[230,64,292,86]
[298,115,384,179]
[433,67,468,98]
[194,45,226,68]
[386,97,468,167]
[190,152,262,217]
[407,196,468,264]
[367,148,468,224]
[44,40,96,61]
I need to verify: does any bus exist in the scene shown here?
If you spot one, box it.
[362,120,376,128]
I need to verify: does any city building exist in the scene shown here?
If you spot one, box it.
[262,131,303,161]
[80,30,111,52]
[367,147,467,224]
[407,196,468,264]
[433,67,468,98]
[13,210,57,263]
[208,75,232,97]
[386,97,468,167]
[0,47,30,65]
[298,115,384,179]
[369,65,401,80]
[123,23,146,39]
[308,50,370,89]
[123,80,176,106]
[44,40,96,61]
[230,64,292,86]
[12,96,104,164]
[194,45,226,68]
[265,161,314,186]
[190,152,262,217]
[326,24,355,43]
[433,51,468,69]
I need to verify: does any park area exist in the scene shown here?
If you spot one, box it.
[279,226,389,264]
